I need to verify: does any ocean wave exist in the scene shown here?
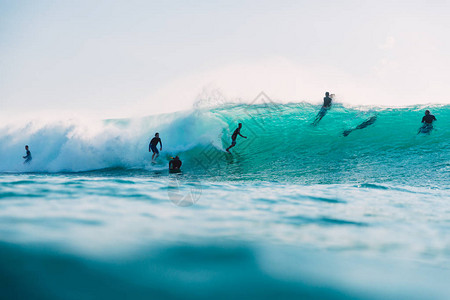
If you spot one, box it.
[0,103,448,185]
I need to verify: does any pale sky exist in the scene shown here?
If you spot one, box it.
[1,0,449,119]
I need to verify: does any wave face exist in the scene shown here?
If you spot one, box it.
[1,103,449,186]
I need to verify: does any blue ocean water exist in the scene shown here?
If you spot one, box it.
[0,103,449,299]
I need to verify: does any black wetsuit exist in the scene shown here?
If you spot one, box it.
[149,137,161,153]
[312,97,332,126]
[355,116,377,129]
[23,150,32,163]
[422,115,437,124]
[150,137,161,146]
[343,116,377,136]
[169,158,182,170]
[323,96,332,108]
[231,128,240,141]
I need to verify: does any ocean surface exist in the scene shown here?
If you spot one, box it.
[1,103,449,299]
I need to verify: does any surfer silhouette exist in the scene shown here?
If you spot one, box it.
[418,110,437,134]
[226,123,247,153]
[421,110,437,124]
[343,115,377,136]
[23,145,32,164]
[149,133,162,161]
[313,92,333,126]
[169,156,182,171]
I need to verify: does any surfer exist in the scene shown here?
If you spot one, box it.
[343,115,377,136]
[23,145,32,164]
[313,92,333,126]
[226,123,247,153]
[149,133,162,161]
[422,110,437,124]
[169,156,182,171]
[418,110,437,134]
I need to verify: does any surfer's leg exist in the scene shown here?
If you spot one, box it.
[226,140,236,153]
[313,113,320,123]
[313,109,326,125]
[150,144,156,160]
[314,115,323,125]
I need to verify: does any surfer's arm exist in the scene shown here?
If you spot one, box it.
[159,140,162,150]
[238,133,247,138]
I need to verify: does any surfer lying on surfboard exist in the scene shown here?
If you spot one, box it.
[343,115,377,136]
[418,110,437,134]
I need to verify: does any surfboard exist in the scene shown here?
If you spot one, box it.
[418,124,433,134]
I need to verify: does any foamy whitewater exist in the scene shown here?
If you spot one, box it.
[1,102,449,299]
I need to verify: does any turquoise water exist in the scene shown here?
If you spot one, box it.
[1,104,449,299]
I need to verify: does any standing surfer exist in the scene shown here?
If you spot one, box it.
[226,123,247,153]
[313,92,333,126]
[149,133,162,162]
[23,145,32,164]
